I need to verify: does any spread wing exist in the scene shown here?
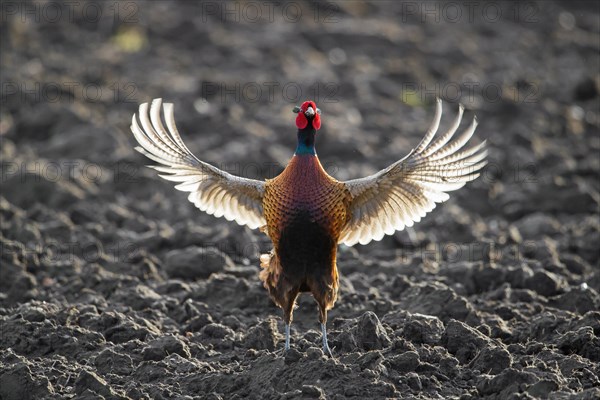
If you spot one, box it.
[131,98,266,230]
[339,99,487,246]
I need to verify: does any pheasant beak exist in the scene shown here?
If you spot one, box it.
[305,106,316,117]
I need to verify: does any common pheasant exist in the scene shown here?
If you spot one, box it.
[130,98,487,355]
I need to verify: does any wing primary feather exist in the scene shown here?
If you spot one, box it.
[413,98,443,155]
[430,117,478,160]
[138,103,183,159]
[149,98,187,156]
[424,141,487,166]
[163,103,200,163]
[421,104,464,158]
[131,125,181,166]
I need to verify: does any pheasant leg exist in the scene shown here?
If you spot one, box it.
[284,324,291,351]
[321,322,332,357]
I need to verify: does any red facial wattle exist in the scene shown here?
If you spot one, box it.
[295,101,321,130]
[312,111,321,130]
[296,112,308,129]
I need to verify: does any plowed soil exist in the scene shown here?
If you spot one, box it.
[1,1,599,399]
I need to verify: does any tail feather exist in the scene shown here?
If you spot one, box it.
[259,250,280,290]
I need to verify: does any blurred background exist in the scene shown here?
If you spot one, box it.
[1,1,599,399]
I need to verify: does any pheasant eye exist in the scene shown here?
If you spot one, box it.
[292,106,301,113]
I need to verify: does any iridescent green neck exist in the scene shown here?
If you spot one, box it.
[295,128,316,155]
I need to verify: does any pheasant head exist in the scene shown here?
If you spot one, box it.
[293,100,321,155]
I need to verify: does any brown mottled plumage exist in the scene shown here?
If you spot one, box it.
[131,98,487,354]
[261,154,350,336]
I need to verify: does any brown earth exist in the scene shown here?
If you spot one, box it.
[1,1,599,399]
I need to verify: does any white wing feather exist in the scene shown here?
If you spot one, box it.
[131,98,266,230]
[340,99,487,246]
